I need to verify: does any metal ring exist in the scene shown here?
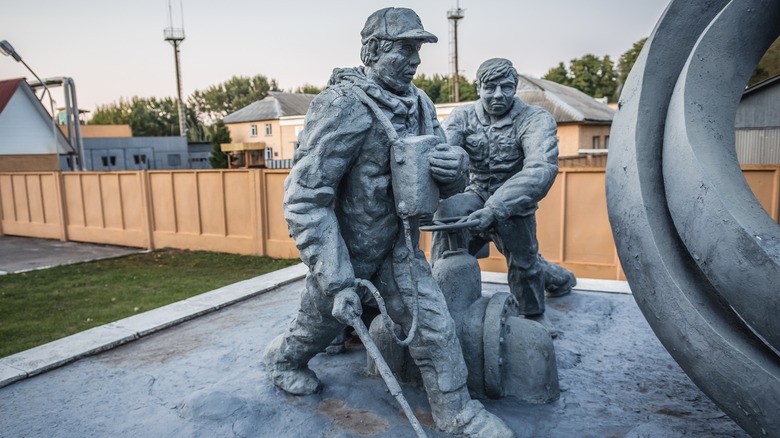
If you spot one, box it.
[482,292,520,399]
[606,1,780,435]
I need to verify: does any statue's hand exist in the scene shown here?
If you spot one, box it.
[468,207,496,233]
[429,144,466,185]
[332,287,362,325]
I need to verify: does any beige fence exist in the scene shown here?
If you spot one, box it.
[1,166,778,280]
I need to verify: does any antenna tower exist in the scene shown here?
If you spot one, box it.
[447,2,465,102]
[164,0,186,137]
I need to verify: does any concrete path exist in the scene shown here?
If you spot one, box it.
[0,235,143,275]
[0,268,745,437]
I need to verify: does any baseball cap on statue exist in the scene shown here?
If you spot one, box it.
[361,8,438,44]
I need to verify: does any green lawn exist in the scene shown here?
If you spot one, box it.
[0,249,299,358]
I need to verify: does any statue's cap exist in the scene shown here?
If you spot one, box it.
[361,8,438,44]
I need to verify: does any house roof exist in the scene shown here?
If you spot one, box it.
[0,78,24,115]
[223,91,316,124]
[742,74,780,98]
[516,75,615,124]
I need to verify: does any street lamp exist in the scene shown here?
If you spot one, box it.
[0,40,62,169]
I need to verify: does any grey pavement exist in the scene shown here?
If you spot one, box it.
[0,266,746,437]
[0,235,144,275]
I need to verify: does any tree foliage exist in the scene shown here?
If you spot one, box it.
[543,54,618,102]
[208,120,231,169]
[292,83,323,94]
[617,38,647,90]
[413,73,477,103]
[748,36,780,87]
[188,75,279,125]
[89,96,202,141]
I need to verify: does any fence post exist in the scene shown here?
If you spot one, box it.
[558,169,567,266]
[254,169,267,256]
[140,170,155,250]
[55,172,69,242]
[773,167,780,222]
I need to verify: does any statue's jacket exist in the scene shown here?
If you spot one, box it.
[444,97,559,220]
[283,67,464,299]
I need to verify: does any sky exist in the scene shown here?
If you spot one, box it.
[1,0,670,115]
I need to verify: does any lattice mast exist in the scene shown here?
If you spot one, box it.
[447,2,465,102]
[164,0,186,137]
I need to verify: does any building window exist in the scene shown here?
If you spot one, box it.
[101,156,117,167]
[264,148,274,161]
[167,154,181,167]
[605,135,610,149]
[133,154,147,165]
[250,124,257,137]
[592,136,601,149]
[265,123,273,136]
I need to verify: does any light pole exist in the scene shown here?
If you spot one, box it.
[0,40,63,169]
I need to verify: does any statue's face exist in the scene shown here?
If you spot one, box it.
[373,39,423,92]
[478,76,517,118]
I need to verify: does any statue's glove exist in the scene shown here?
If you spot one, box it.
[468,207,497,233]
[332,287,362,325]
[429,144,466,185]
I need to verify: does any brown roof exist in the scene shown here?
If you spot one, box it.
[0,78,24,115]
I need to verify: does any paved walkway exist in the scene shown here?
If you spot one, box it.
[0,235,143,275]
[0,265,745,437]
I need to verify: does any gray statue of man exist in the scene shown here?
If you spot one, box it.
[264,8,513,437]
[431,58,576,321]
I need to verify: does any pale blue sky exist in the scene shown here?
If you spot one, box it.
[0,0,670,113]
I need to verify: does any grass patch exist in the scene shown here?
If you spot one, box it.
[0,249,299,358]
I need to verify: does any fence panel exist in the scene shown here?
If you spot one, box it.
[62,172,148,248]
[0,173,62,239]
[149,170,260,255]
[262,170,298,259]
[742,165,780,222]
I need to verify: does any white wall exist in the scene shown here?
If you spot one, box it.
[0,88,62,154]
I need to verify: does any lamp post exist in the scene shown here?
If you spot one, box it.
[0,40,62,169]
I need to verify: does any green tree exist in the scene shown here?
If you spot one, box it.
[543,54,618,102]
[414,73,478,103]
[188,75,280,124]
[748,37,780,86]
[293,83,323,94]
[207,120,231,169]
[543,62,570,86]
[617,38,647,90]
[414,73,447,103]
[90,96,203,140]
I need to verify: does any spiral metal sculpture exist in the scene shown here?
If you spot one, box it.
[606,1,780,436]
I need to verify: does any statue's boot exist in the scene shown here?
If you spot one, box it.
[263,334,322,395]
[446,400,514,438]
[542,256,577,298]
[269,367,322,395]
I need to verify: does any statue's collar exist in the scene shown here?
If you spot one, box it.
[329,66,419,116]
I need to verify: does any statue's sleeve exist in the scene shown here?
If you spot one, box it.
[283,92,371,297]
[432,103,468,197]
[484,110,559,219]
[443,107,469,149]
